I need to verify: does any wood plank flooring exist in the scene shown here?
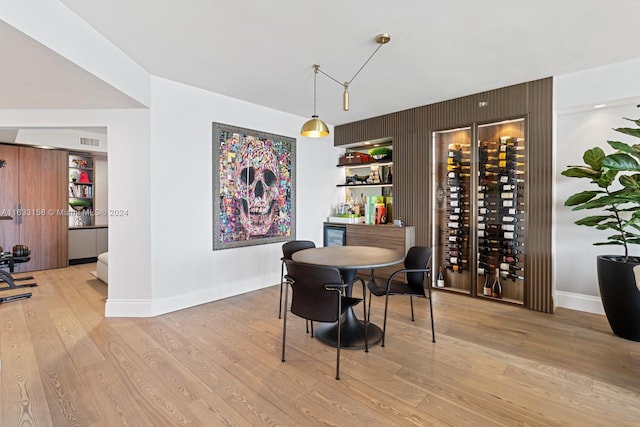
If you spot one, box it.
[1,263,639,426]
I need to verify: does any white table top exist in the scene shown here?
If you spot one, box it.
[291,246,404,270]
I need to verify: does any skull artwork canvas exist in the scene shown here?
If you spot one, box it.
[213,123,295,250]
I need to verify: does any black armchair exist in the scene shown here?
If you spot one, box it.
[281,260,367,380]
[278,240,316,319]
[367,246,435,346]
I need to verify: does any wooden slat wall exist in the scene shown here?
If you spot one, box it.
[525,78,554,312]
[334,77,554,313]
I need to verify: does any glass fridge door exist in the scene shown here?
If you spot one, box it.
[432,127,472,293]
[476,118,525,303]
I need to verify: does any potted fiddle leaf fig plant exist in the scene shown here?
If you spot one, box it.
[561,106,640,341]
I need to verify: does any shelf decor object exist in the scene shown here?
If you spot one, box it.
[213,122,296,250]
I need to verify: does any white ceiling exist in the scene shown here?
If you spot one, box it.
[2,0,640,126]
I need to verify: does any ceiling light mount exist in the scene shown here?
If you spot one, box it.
[315,33,391,112]
[300,33,391,138]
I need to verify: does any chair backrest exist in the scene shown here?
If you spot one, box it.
[282,240,316,261]
[284,260,343,323]
[404,246,432,291]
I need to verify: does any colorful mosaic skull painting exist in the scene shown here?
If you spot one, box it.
[234,137,279,236]
[213,123,295,249]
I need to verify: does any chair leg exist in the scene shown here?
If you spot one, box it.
[281,284,289,362]
[336,300,342,380]
[310,321,314,337]
[410,295,415,321]
[363,282,368,353]
[382,292,390,347]
[367,291,372,323]
[428,289,436,343]
[278,261,285,319]
[306,320,309,333]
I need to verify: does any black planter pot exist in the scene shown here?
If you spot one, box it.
[597,255,640,342]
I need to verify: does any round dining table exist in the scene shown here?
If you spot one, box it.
[291,245,404,349]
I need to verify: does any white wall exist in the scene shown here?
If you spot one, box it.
[554,58,640,314]
[0,109,153,312]
[144,76,340,314]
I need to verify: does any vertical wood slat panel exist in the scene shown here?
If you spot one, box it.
[334,78,553,313]
[525,78,554,312]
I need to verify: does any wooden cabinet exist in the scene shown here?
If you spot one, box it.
[68,226,108,261]
[0,144,68,272]
[344,223,415,279]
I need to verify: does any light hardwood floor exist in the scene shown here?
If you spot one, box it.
[1,263,638,426]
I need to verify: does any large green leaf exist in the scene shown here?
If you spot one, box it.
[561,166,600,180]
[571,194,620,210]
[607,141,640,161]
[598,169,618,187]
[615,127,640,139]
[622,116,640,127]
[601,153,640,171]
[619,174,640,188]
[608,140,635,153]
[593,241,625,246]
[574,215,613,226]
[595,221,623,231]
[583,147,605,170]
[564,190,602,206]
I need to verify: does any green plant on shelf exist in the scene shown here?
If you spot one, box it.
[368,146,392,160]
[69,198,92,210]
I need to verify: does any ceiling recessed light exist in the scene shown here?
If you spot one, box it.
[593,104,606,109]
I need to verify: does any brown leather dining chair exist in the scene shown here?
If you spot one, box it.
[281,260,367,380]
[367,246,435,346]
[278,240,316,319]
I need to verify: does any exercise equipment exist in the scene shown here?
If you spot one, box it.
[0,269,37,290]
[0,292,32,303]
[0,246,37,291]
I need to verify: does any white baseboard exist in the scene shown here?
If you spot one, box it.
[555,290,605,315]
[105,273,279,317]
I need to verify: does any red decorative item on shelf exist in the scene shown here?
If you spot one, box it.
[79,171,90,183]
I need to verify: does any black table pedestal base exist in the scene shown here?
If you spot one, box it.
[314,308,382,349]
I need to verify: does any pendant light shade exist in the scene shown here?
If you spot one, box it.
[301,65,329,138]
[301,116,329,137]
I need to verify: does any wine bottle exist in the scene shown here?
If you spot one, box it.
[503,231,518,240]
[501,191,516,199]
[437,266,445,288]
[491,268,503,298]
[502,255,519,263]
[483,273,492,296]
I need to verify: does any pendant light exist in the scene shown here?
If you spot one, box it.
[300,65,330,138]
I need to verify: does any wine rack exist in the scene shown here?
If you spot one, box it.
[433,118,526,304]
[433,127,472,293]
[476,130,525,302]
